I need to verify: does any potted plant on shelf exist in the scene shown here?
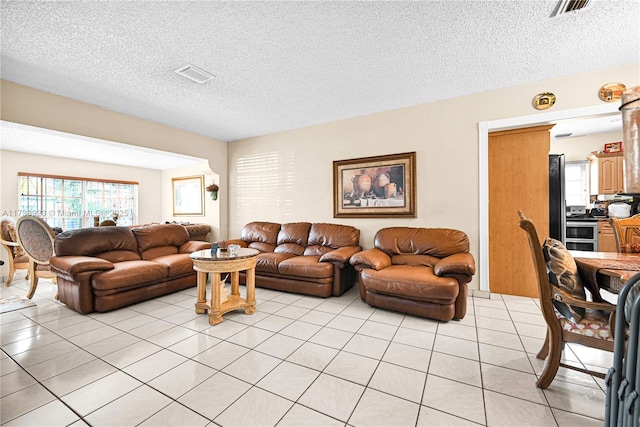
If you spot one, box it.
[206,184,219,201]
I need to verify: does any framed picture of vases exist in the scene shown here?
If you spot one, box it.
[333,152,416,218]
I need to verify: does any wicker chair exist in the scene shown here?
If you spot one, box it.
[15,216,58,299]
[518,210,616,388]
[1,218,29,285]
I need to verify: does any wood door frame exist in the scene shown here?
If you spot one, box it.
[478,103,620,293]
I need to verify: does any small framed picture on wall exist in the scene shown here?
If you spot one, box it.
[603,142,622,153]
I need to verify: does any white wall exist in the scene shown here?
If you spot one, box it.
[0,150,162,277]
[551,130,623,162]
[228,63,640,292]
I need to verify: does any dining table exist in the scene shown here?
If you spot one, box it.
[570,250,640,295]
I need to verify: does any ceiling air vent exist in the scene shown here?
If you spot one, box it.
[174,64,214,84]
[550,0,592,17]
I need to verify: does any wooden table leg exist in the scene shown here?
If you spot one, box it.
[209,272,223,325]
[245,266,256,314]
[195,271,207,314]
[231,271,240,296]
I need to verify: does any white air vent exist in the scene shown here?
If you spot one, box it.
[174,64,214,84]
[551,0,592,17]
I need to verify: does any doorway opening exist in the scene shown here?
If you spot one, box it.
[478,103,621,293]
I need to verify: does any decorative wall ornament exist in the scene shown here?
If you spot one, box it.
[599,82,626,102]
[333,152,416,218]
[533,92,556,110]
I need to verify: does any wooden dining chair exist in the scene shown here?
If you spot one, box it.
[518,210,616,388]
[609,214,640,253]
[15,215,58,299]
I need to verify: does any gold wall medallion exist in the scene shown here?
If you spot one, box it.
[599,82,626,102]
[533,92,556,110]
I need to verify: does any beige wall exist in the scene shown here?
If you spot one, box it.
[0,79,228,236]
[228,63,640,292]
[162,160,220,242]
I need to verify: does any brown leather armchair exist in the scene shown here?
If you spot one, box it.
[350,227,475,321]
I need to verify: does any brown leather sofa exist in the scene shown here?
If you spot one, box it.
[350,227,475,321]
[49,224,211,314]
[227,222,362,297]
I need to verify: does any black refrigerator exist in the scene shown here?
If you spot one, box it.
[549,154,566,243]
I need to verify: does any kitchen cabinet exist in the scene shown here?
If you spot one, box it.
[598,221,618,252]
[589,153,624,194]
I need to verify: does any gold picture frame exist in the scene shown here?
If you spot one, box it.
[333,152,416,218]
[172,175,204,216]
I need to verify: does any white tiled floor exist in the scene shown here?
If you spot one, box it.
[0,275,610,426]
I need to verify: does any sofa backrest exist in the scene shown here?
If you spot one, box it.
[241,222,281,253]
[132,224,190,260]
[304,223,360,256]
[274,222,311,255]
[55,226,141,262]
[374,227,470,266]
[240,221,360,255]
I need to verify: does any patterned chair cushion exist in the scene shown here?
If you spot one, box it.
[620,242,640,253]
[557,309,612,341]
[8,225,26,259]
[543,238,586,322]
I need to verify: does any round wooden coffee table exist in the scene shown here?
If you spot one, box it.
[190,248,259,325]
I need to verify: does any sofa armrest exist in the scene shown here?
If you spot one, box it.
[179,241,212,253]
[434,253,476,277]
[49,256,114,278]
[320,246,362,267]
[349,248,392,271]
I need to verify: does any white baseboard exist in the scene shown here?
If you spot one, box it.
[471,289,491,299]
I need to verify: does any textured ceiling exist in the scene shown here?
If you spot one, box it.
[1,1,639,143]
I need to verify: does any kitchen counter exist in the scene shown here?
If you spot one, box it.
[566,216,606,222]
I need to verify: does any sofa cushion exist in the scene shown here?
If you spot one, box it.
[55,226,140,259]
[391,254,439,268]
[361,265,459,302]
[256,252,296,274]
[91,260,168,291]
[132,224,189,254]
[275,222,311,255]
[305,223,360,255]
[241,222,280,253]
[374,227,470,258]
[151,253,196,277]
[141,246,179,260]
[278,255,333,279]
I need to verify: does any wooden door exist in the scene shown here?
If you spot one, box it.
[489,125,552,297]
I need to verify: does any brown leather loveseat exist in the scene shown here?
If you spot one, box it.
[49,224,211,314]
[350,227,475,321]
[226,222,362,297]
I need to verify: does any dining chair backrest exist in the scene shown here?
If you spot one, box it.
[518,210,615,389]
[517,211,557,326]
[15,215,56,265]
[609,214,640,253]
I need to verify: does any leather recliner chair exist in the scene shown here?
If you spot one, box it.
[350,227,476,321]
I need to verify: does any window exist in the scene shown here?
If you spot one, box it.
[565,161,590,207]
[17,173,137,230]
